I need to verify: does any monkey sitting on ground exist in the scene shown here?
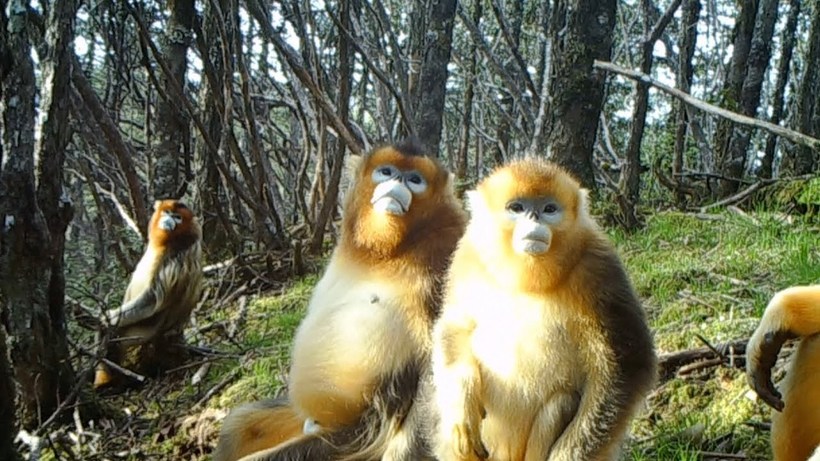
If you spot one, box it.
[213,139,467,461]
[93,199,203,389]
[747,284,820,461]
[426,157,657,461]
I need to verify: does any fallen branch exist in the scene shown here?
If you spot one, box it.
[657,338,748,382]
[593,60,820,151]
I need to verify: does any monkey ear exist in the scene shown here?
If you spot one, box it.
[445,172,457,195]
[344,154,363,181]
[578,188,591,214]
[464,189,484,214]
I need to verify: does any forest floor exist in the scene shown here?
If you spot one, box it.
[33,209,819,461]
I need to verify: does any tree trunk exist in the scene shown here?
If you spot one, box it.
[673,0,700,205]
[152,0,194,200]
[0,5,20,458]
[456,0,483,186]
[712,0,758,196]
[411,0,458,155]
[34,0,78,416]
[619,0,682,230]
[0,0,74,429]
[720,0,779,192]
[781,0,820,176]
[547,0,617,190]
[759,0,800,179]
[0,324,18,461]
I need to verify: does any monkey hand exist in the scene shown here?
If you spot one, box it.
[444,402,488,461]
[746,328,794,412]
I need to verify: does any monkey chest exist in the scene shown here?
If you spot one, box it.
[470,299,585,395]
[293,279,423,376]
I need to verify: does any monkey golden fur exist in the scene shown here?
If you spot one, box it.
[214,140,467,461]
[428,157,657,461]
[94,199,203,389]
[747,284,820,461]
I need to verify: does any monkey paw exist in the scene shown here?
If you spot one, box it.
[449,423,489,460]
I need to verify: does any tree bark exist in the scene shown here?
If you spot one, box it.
[781,0,820,176]
[547,0,617,190]
[720,0,779,192]
[0,4,20,458]
[411,0,458,155]
[759,0,800,179]
[33,0,78,422]
[152,0,194,200]
[712,0,759,196]
[0,0,74,430]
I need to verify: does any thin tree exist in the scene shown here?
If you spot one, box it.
[781,0,820,176]
[720,0,779,191]
[618,0,682,229]
[712,0,759,196]
[672,0,700,204]
[759,0,801,178]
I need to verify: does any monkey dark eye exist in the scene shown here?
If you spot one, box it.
[506,202,525,214]
[379,167,393,176]
[543,203,558,214]
[407,174,423,185]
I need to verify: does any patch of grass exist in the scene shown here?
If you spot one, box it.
[608,210,818,460]
[609,211,819,351]
[210,274,318,411]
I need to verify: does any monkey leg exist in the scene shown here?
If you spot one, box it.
[522,392,579,461]
[771,335,820,461]
[213,397,306,461]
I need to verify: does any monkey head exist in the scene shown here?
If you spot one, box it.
[148,199,201,251]
[464,157,597,292]
[342,139,455,258]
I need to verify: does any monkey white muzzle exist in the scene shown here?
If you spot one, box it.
[513,218,550,255]
[158,212,180,231]
[371,180,412,215]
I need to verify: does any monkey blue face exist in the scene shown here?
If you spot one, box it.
[504,197,564,255]
[157,209,184,231]
[370,164,428,216]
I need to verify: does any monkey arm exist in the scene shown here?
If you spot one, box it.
[104,289,159,327]
[747,285,820,411]
[431,314,488,460]
[545,365,631,461]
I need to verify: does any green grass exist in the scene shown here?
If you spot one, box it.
[206,210,818,460]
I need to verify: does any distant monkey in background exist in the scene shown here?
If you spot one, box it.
[427,157,657,461]
[94,199,203,389]
[747,285,820,461]
[214,139,467,461]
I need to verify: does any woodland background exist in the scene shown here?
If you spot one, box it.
[0,0,818,459]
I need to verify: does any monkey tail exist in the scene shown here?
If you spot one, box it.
[213,397,305,461]
[336,361,426,461]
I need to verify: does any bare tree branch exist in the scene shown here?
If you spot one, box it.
[594,60,820,151]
